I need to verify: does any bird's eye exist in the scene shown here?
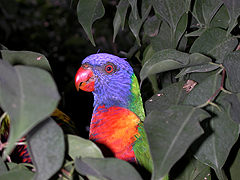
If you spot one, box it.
[105,64,114,74]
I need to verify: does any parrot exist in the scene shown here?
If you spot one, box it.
[74,53,153,172]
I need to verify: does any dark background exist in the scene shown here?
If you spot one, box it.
[0,0,144,138]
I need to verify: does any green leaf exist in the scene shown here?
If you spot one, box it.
[173,12,188,48]
[190,28,238,62]
[176,63,219,78]
[128,0,138,19]
[128,0,151,45]
[67,134,103,159]
[75,157,143,180]
[224,93,240,124]
[145,81,187,114]
[0,169,34,180]
[210,4,229,29]
[185,28,206,37]
[223,51,240,93]
[150,21,173,51]
[1,50,52,72]
[171,157,211,180]
[77,0,105,46]
[184,73,221,106]
[140,49,212,82]
[113,0,129,42]
[143,16,161,37]
[152,0,188,32]
[230,145,240,180]
[144,105,209,180]
[192,0,223,27]
[0,61,60,155]
[27,118,65,180]
[0,157,7,175]
[222,0,240,34]
[192,95,239,180]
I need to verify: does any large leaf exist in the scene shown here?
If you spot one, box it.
[190,28,238,61]
[113,0,129,42]
[75,157,143,180]
[152,0,188,32]
[0,61,60,155]
[192,95,239,180]
[145,81,187,114]
[1,50,52,72]
[0,169,34,180]
[210,4,229,29]
[184,73,221,106]
[140,49,212,82]
[145,105,209,180]
[223,51,240,93]
[67,134,103,159]
[192,0,223,27]
[77,0,105,46]
[27,118,65,180]
[222,0,240,34]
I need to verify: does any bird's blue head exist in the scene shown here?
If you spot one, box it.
[75,53,135,109]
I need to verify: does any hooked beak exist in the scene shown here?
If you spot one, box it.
[75,65,95,92]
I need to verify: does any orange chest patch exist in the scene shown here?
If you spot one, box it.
[89,105,140,162]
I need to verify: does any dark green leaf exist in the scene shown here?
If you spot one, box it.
[0,61,60,155]
[0,157,7,175]
[173,12,188,48]
[128,0,138,19]
[1,50,52,72]
[222,0,240,34]
[190,28,238,61]
[184,73,221,106]
[176,63,219,78]
[185,28,206,37]
[128,0,151,45]
[210,4,229,29]
[145,105,209,180]
[150,21,173,51]
[143,16,161,37]
[152,0,188,31]
[172,157,211,180]
[27,118,65,180]
[113,0,129,42]
[77,0,105,46]
[193,95,239,180]
[140,49,212,82]
[0,169,34,180]
[224,93,240,124]
[67,134,103,159]
[145,81,187,114]
[230,145,240,180]
[223,51,240,93]
[75,157,143,180]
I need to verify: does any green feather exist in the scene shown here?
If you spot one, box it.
[129,74,153,172]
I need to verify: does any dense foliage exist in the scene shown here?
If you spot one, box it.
[0,0,240,180]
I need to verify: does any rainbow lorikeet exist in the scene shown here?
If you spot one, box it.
[75,53,152,172]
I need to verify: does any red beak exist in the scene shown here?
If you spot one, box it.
[75,66,95,92]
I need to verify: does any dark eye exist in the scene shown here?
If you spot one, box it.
[105,64,114,74]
